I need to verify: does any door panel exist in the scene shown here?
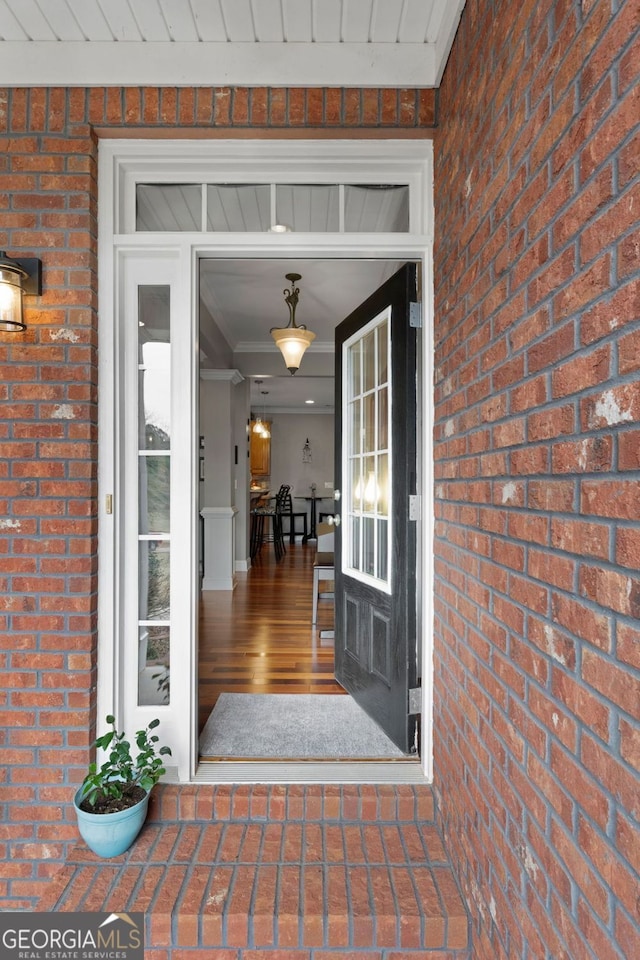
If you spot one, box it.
[334,263,418,754]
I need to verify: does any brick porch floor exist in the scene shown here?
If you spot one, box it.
[37,784,470,958]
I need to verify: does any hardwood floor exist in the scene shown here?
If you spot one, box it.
[198,539,344,733]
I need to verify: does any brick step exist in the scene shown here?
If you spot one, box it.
[37,784,470,958]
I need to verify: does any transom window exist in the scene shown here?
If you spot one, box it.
[136,182,410,233]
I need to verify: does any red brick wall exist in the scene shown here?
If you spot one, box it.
[0,85,435,908]
[433,0,639,957]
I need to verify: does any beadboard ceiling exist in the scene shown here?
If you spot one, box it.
[1,1,461,411]
[0,0,466,88]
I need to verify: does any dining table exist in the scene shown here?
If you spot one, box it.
[294,495,334,540]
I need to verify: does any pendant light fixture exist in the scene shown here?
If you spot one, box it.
[252,382,271,438]
[258,391,271,439]
[270,273,316,375]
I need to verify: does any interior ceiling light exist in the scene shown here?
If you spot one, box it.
[270,272,316,376]
[252,379,265,433]
[305,399,315,404]
[0,250,42,333]
[269,223,291,233]
[259,392,271,439]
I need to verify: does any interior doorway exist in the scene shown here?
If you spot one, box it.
[197,259,420,762]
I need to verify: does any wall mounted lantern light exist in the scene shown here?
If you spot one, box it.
[0,251,42,332]
[302,438,312,463]
[270,272,316,375]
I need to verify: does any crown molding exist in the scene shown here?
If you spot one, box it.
[200,369,244,384]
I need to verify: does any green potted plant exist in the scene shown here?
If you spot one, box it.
[73,714,171,858]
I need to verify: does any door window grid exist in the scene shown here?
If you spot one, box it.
[137,286,171,706]
[344,308,392,592]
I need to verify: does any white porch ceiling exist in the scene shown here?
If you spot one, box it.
[0,0,466,88]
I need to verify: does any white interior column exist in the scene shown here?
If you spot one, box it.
[200,370,244,590]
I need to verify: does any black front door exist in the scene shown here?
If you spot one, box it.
[334,264,418,754]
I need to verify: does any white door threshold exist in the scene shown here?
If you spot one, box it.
[194,759,428,784]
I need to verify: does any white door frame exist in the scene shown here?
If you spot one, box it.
[98,139,434,782]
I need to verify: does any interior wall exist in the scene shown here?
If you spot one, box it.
[269,413,335,511]
[200,379,233,508]
[233,379,251,566]
[433,1,639,958]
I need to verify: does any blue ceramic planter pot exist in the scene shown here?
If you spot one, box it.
[74,786,150,858]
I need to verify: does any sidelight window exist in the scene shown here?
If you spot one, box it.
[137,285,171,706]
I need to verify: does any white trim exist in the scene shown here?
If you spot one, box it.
[200,369,244,384]
[420,242,435,782]
[194,760,428,784]
[200,507,239,518]
[113,139,432,236]
[1,41,438,89]
[99,138,435,783]
[201,576,237,590]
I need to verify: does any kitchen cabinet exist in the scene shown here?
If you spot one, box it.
[250,421,271,476]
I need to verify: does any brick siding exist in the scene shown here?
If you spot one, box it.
[433,0,639,958]
[0,84,435,909]
[0,1,638,954]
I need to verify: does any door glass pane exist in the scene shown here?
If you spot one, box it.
[138,285,171,705]
[378,387,388,450]
[276,184,339,232]
[136,184,202,231]
[344,185,410,232]
[350,398,362,456]
[139,287,171,449]
[207,184,270,231]
[377,320,388,383]
[350,516,361,569]
[363,517,375,576]
[378,454,389,517]
[351,459,362,512]
[363,330,375,392]
[139,455,170,534]
[139,541,170,621]
[363,394,375,453]
[349,340,361,398]
[138,626,170,706]
[343,307,392,589]
[377,519,388,582]
[362,456,376,510]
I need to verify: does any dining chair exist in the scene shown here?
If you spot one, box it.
[281,490,308,544]
[312,522,335,624]
[251,484,290,561]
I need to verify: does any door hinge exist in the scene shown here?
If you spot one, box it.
[409,301,422,328]
[409,494,420,521]
[409,687,422,715]
[105,494,113,515]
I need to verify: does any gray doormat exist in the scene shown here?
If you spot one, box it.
[199,693,408,759]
